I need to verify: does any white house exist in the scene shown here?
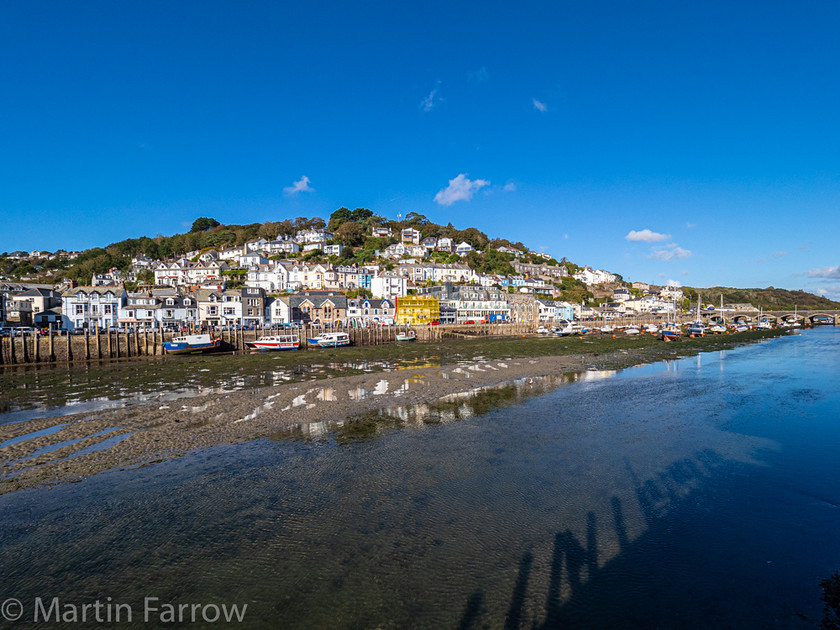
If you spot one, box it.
[61,286,127,330]
[455,242,474,257]
[371,272,407,299]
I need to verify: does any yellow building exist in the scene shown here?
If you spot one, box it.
[395,295,440,325]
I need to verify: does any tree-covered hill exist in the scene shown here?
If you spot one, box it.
[687,286,840,310]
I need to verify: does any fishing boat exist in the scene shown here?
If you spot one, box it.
[734,323,749,333]
[163,334,221,355]
[756,320,772,330]
[311,332,350,348]
[709,323,726,334]
[396,330,416,342]
[246,334,300,351]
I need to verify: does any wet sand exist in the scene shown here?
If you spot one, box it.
[0,330,790,494]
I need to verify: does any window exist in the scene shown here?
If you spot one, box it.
[75,305,84,315]
[208,306,217,315]
[104,305,112,315]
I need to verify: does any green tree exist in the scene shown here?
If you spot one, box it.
[335,221,366,247]
[328,207,352,230]
[191,217,220,232]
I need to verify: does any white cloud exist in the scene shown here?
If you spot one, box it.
[503,182,516,192]
[686,222,697,228]
[814,284,840,300]
[665,279,682,287]
[434,174,490,206]
[805,265,840,279]
[284,176,314,195]
[563,234,569,240]
[421,81,442,112]
[650,243,692,261]
[532,98,548,112]
[626,229,670,243]
[773,251,788,258]
[657,273,666,278]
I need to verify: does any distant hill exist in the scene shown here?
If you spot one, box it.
[686,286,840,311]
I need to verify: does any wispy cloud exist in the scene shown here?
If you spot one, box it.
[805,265,840,279]
[532,98,548,113]
[815,284,840,300]
[626,229,670,243]
[686,222,697,228]
[434,174,490,206]
[650,243,692,261]
[799,243,809,250]
[468,66,490,83]
[503,182,516,192]
[421,81,442,112]
[772,251,788,258]
[284,176,314,195]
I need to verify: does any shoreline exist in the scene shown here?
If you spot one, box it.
[0,328,794,495]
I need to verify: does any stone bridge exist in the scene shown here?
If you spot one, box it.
[711,310,840,325]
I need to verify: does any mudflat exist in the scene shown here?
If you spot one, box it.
[0,329,790,494]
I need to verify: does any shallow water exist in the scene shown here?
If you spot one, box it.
[1,328,839,628]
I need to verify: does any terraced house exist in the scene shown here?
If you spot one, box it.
[289,294,347,326]
[61,286,127,330]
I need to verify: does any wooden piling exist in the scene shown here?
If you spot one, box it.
[65,332,72,363]
[84,330,90,360]
[95,326,102,359]
[48,329,55,362]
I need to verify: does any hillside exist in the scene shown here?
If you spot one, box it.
[687,286,840,311]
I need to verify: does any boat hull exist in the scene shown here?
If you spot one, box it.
[246,341,300,351]
[163,339,221,355]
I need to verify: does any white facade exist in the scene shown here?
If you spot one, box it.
[371,273,407,299]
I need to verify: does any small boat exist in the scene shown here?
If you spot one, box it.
[734,323,749,333]
[554,319,573,336]
[643,324,659,334]
[536,326,550,335]
[163,334,221,355]
[312,332,350,348]
[661,328,680,341]
[624,326,640,335]
[687,322,706,337]
[246,334,300,351]
[756,320,772,330]
[396,330,416,342]
[709,324,726,334]
[599,325,615,333]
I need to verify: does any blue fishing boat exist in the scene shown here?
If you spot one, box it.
[163,334,221,355]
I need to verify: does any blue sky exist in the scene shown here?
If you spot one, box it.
[2,1,839,297]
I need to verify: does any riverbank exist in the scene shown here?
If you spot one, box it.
[0,328,792,495]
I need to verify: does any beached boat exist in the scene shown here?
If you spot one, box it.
[756,320,772,330]
[246,334,300,351]
[687,322,706,337]
[310,332,350,348]
[709,324,726,334]
[661,328,680,341]
[554,319,573,336]
[396,330,416,342]
[163,334,221,355]
[536,326,550,335]
[624,326,640,335]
